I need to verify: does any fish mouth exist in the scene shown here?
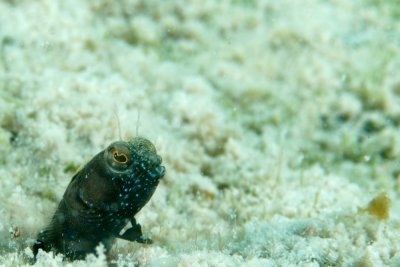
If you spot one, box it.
[128,137,165,180]
[148,164,166,180]
[136,154,165,181]
[141,160,165,180]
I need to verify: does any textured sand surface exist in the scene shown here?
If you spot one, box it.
[0,0,399,266]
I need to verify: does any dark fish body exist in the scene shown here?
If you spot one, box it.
[33,137,165,260]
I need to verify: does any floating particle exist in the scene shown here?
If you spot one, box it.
[365,192,391,221]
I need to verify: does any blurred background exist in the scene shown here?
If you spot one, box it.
[0,0,399,266]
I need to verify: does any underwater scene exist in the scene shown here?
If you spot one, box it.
[0,0,399,266]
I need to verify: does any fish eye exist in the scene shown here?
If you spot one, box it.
[112,150,129,164]
[105,141,133,172]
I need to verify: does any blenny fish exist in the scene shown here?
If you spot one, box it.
[32,137,165,260]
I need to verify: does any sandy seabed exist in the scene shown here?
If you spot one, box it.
[0,0,399,266]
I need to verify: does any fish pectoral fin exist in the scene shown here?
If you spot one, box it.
[118,219,152,244]
[32,240,44,259]
[118,229,152,244]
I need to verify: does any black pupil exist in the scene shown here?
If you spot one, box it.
[114,152,127,163]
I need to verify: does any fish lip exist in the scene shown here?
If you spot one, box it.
[127,159,165,182]
[140,154,165,178]
[155,165,166,179]
[143,163,165,180]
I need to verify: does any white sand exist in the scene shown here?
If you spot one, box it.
[0,0,399,266]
